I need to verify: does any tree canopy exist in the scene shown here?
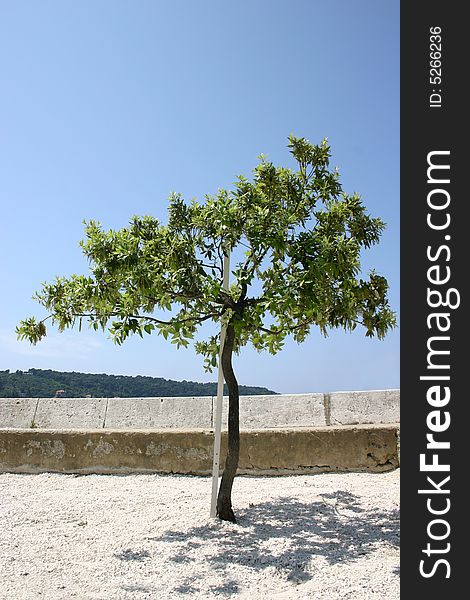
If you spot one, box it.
[17,135,396,521]
[17,135,396,365]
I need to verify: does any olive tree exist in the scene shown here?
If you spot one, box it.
[17,136,396,522]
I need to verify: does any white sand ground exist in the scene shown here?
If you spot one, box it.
[0,470,399,600]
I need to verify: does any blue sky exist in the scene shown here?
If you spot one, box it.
[0,1,399,393]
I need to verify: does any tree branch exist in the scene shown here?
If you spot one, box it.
[52,310,222,328]
[257,319,310,336]
[199,261,222,274]
[258,316,366,337]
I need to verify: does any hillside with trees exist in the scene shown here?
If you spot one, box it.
[0,369,276,398]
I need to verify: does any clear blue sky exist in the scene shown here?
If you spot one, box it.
[0,1,399,393]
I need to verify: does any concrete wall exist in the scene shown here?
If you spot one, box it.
[0,389,399,430]
[0,391,399,475]
[0,425,399,476]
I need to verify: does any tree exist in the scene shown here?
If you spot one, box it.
[17,135,396,522]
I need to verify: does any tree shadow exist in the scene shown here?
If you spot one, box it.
[121,584,155,594]
[114,548,151,562]
[158,491,399,589]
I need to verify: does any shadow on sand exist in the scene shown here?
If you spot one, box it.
[152,490,399,593]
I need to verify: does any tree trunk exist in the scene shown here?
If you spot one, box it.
[216,323,239,522]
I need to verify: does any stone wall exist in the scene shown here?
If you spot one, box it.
[0,425,399,475]
[0,391,400,475]
[0,389,399,430]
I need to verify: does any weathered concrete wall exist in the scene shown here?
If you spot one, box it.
[0,389,399,429]
[326,390,400,426]
[105,397,213,429]
[213,394,326,429]
[0,425,399,475]
[34,398,108,429]
[0,398,38,428]
[0,391,400,475]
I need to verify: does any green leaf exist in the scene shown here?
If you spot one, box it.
[17,135,395,361]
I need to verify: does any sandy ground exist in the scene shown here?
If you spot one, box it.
[0,470,399,600]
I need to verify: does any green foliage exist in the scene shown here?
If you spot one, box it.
[0,369,275,398]
[17,136,396,370]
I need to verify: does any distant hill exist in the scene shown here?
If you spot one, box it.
[0,369,277,398]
